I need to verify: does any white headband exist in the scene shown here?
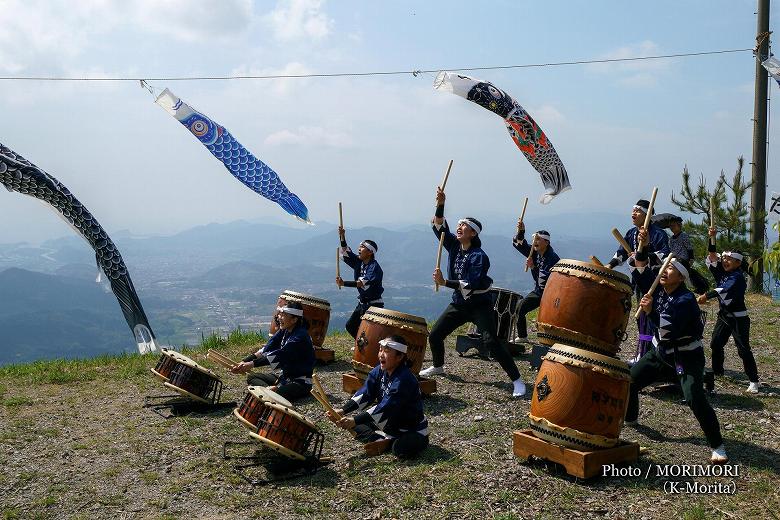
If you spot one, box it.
[670,260,690,283]
[457,219,482,234]
[277,306,304,317]
[633,205,649,213]
[378,338,407,353]
[722,251,743,261]
[535,233,551,241]
[360,241,377,254]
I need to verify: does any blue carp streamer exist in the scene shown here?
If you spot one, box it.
[0,142,159,354]
[434,72,571,204]
[155,89,311,223]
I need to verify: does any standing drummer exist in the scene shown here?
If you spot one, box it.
[337,227,384,339]
[329,335,429,459]
[626,257,728,464]
[699,227,760,393]
[231,301,315,401]
[419,187,526,397]
[512,222,559,343]
[608,199,670,363]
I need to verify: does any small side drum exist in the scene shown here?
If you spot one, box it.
[233,386,293,430]
[353,307,428,379]
[537,259,632,356]
[162,355,223,405]
[269,290,331,348]
[151,348,192,381]
[528,343,630,450]
[248,402,320,460]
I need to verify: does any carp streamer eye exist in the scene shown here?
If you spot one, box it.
[190,119,210,137]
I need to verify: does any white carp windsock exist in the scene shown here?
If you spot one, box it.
[155,88,311,223]
[0,142,159,354]
[434,72,571,204]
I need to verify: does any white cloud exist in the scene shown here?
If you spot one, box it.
[529,104,565,124]
[264,126,354,148]
[230,61,313,96]
[265,0,333,42]
[587,41,669,87]
[132,0,254,43]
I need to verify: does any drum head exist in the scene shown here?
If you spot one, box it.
[361,307,428,334]
[247,386,293,408]
[247,431,306,460]
[280,290,331,309]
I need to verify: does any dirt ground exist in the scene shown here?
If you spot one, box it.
[1,295,779,519]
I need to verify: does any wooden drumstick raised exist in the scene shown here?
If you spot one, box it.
[634,255,675,319]
[310,374,357,438]
[519,197,529,223]
[338,201,343,229]
[611,228,632,254]
[206,349,239,370]
[709,196,716,246]
[435,232,445,292]
[590,256,604,266]
[336,247,341,290]
[525,233,536,272]
[440,159,454,191]
[638,187,658,250]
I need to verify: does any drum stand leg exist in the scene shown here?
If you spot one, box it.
[222,440,329,485]
[144,394,236,419]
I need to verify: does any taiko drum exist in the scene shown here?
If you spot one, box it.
[537,259,632,356]
[162,356,223,404]
[352,307,428,379]
[151,348,191,381]
[528,343,630,450]
[233,386,293,430]
[249,402,319,460]
[269,290,331,348]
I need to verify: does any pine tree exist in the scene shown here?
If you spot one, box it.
[670,156,762,276]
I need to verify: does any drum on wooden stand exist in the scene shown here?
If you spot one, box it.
[248,402,323,460]
[162,355,224,405]
[151,348,192,382]
[537,260,632,357]
[352,307,428,379]
[233,386,293,430]
[528,343,630,450]
[270,290,331,348]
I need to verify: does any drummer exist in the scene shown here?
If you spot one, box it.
[231,301,315,401]
[626,257,728,464]
[420,187,526,397]
[512,222,559,343]
[329,335,429,459]
[336,226,384,338]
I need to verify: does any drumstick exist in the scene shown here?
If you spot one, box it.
[611,228,632,254]
[590,255,604,266]
[638,187,658,250]
[440,159,454,191]
[336,247,341,290]
[634,255,675,319]
[709,196,716,246]
[312,373,329,404]
[338,201,343,229]
[310,376,358,438]
[435,232,445,292]
[519,197,529,223]
[206,349,239,370]
[525,233,536,272]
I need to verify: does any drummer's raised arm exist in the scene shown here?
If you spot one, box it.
[433,186,445,227]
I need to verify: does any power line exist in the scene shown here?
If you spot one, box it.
[0,48,753,82]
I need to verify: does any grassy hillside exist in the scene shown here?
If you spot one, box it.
[1,295,778,519]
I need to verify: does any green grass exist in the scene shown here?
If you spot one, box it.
[1,396,33,407]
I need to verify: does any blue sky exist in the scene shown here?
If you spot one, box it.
[1,0,778,244]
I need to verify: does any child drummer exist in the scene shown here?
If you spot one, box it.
[231,301,315,401]
[336,226,384,338]
[329,335,429,459]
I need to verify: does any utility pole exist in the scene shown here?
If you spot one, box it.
[751,0,771,292]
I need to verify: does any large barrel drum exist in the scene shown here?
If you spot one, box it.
[352,307,428,379]
[528,343,630,450]
[269,290,331,348]
[537,259,632,356]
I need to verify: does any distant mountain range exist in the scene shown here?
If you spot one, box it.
[0,214,629,365]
